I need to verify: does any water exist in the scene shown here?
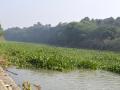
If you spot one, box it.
[7,67,120,90]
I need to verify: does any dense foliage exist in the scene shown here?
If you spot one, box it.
[1,42,120,73]
[4,17,120,51]
[0,24,3,36]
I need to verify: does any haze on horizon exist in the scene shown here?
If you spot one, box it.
[0,0,120,29]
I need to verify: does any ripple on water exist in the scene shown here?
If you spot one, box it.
[7,68,120,90]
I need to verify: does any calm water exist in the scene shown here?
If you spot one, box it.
[7,68,120,90]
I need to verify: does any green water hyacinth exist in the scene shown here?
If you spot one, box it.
[0,41,120,73]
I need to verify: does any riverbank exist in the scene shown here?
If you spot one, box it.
[0,42,120,74]
[0,67,20,90]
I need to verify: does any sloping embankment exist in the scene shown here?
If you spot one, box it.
[0,67,20,90]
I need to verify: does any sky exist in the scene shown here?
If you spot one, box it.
[0,0,120,29]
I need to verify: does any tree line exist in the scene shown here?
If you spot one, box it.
[4,17,120,51]
[0,25,3,36]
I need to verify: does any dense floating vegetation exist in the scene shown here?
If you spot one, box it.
[0,42,120,73]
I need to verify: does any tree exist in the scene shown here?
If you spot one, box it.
[4,17,120,51]
[0,24,3,36]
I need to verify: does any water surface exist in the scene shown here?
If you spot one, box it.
[7,68,120,90]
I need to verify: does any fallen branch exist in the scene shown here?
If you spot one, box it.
[6,69,18,75]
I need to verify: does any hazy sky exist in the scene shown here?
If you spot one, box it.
[0,0,120,29]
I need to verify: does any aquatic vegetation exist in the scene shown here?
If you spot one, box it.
[0,41,120,73]
[22,81,31,90]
